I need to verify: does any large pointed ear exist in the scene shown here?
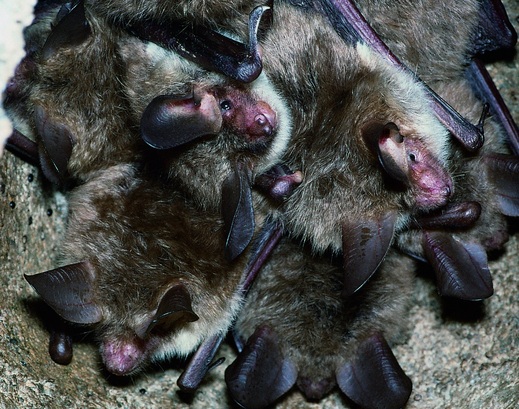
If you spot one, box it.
[342,211,396,297]
[336,333,412,409]
[139,282,199,338]
[140,92,222,150]
[24,261,102,324]
[41,0,92,60]
[34,105,74,186]
[225,326,297,409]
[222,160,255,261]
[422,232,493,301]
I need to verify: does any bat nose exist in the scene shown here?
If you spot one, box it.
[250,101,276,138]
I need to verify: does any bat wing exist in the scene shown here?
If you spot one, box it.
[125,6,271,83]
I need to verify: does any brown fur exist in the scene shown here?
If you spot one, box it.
[4,3,140,182]
[235,239,415,397]
[59,163,250,371]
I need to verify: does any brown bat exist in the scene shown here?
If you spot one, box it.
[254,0,519,298]
[227,239,415,409]
[24,163,253,376]
[3,1,139,185]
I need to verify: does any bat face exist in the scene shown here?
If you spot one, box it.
[25,164,250,375]
[121,36,292,211]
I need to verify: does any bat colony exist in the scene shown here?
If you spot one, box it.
[3,0,519,408]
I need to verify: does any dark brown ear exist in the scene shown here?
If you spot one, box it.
[225,326,298,409]
[140,92,222,150]
[336,333,412,409]
[222,160,255,261]
[422,232,493,301]
[34,105,74,186]
[41,0,92,60]
[342,211,396,297]
[141,282,199,337]
[24,261,102,324]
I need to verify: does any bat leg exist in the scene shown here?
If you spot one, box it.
[315,0,484,151]
[411,201,482,230]
[126,6,271,83]
[222,160,255,261]
[341,211,396,297]
[225,326,297,409]
[41,0,92,60]
[336,333,412,409]
[485,154,519,216]
[421,232,493,301]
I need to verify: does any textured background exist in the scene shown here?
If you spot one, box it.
[1,1,518,408]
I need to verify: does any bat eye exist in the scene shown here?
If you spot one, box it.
[220,100,233,111]
[408,153,416,162]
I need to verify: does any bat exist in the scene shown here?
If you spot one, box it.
[4,1,140,186]
[4,0,519,407]
[252,0,519,298]
[24,163,252,376]
[227,239,415,409]
[117,4,293,260]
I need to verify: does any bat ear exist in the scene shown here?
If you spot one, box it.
[41,0,92,60]
[421,232,493,300]
[140,92,222,150]
[336,333,412,409]
[24,261,102,324]
[225,326,298,409]
[140,282,199,337]
[363,121,409,184]
[470,0,517,56]
[222,161,255,261]
[342,211,396,297]
[34,105,74,186]
[485,154,519,216]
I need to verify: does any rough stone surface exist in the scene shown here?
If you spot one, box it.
[1,1,519,408]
